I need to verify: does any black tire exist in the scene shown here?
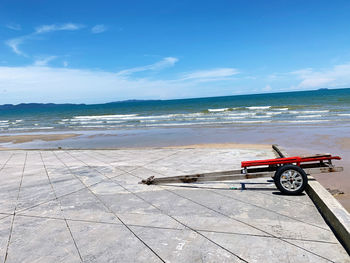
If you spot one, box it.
[274,165,308,195]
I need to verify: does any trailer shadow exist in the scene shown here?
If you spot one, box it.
[272,191,306,196]
[162,184,307,196]
[162,183,279,192]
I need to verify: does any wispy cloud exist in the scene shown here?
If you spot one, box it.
[35,23,84,34]
[5,23,84,56]
[6,23,21,31]
[91,24,107,34]
[292,63,350,88]
[117,57,179,76]
[0,64,244,104]
[33,56,58,66]
[182,68,239,81]
[0,66,184,103]
[5,37,27,56]
[263,84,272,92]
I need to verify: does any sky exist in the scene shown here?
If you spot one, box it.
[1,0,350,104]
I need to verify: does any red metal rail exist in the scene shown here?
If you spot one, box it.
[241,155,341,168]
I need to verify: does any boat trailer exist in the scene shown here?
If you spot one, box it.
[141,145,343,195]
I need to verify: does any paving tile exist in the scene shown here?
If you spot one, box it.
[0,149,348,262]
[68,220,163,262]
[167,187,336,242]
[58,188,116,223]
[5,216,81,263]
[16,199,64,219]
[202,231,335,263]
[287,239,350,263]
[0,216,12,262]
[130,226,244,262]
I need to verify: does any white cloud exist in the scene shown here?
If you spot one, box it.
[292,63,350,88]
[182,68,239,81]
[63,61,69,67]
[0,66,185,104]
[5,37,27,56]
[33,56,58,66]
[0,65,244,104]
[5,23,84,56]
[263,84,272,92]
[6,23,21,31]
[91,24,107,34]
[117,57,179,76]
[35,23,84,34]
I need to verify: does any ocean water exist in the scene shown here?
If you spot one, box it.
[1,88,350,133]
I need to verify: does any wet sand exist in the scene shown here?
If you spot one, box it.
[0,133,80,144]
[165,143,271,149]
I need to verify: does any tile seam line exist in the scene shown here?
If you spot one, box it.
[257,190,315,208]
[53,149,346,262]
[13,163,131,216]
[168,167,314,208]
[84,149,179,166]
[210,188,330,231]
[54,151,166,263]
[95,149,314,208]
[39,152,83,262]
[163,185,336,263]
[65,150,249,263]
[92,149,185,171]
[79,151,275,237]
[4,152,27,263]
[133,164,331,233]
[15,213,179,231]
[13,211,338,245]
[0,153,13,171]
[81,150,184,181]
[0,215,12,221]
[80,150,330,236]
[140,161,330,231]
[124,164,336,263]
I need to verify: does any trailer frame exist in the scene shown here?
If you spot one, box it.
[140,145,343,195]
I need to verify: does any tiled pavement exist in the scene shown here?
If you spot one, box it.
[0,148,348,262]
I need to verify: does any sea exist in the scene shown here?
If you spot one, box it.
[1,88,350,133]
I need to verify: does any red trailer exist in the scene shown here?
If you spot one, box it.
[141,145,343,195]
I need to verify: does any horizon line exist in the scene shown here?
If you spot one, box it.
[1,87,348,107]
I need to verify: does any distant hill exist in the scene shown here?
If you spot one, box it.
[0,100,163,110]
[0,103,85,110]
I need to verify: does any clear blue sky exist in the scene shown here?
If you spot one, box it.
[1,0,350,104]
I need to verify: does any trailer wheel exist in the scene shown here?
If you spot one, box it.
[274,165,308,195]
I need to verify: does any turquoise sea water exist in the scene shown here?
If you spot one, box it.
[1,88,350,132]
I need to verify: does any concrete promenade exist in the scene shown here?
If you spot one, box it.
[0,148,348,262]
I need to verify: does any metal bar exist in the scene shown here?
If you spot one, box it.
[241,155,341,168]
[141,166,343,185]
[141,171,275,185]
[141,145,343,185]
[272,144,285,158]
[141,169,241,185]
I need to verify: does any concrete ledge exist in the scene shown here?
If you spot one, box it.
[272,144,350,254]
[306,179,350,254]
